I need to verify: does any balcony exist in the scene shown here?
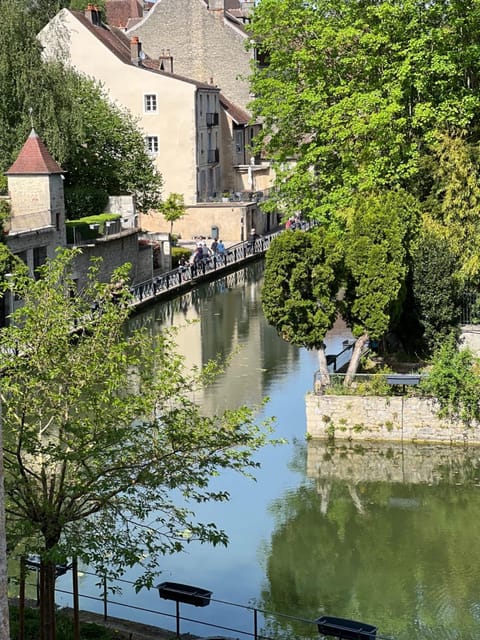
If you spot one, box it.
[207,148,219,163]
[206,112,219,126]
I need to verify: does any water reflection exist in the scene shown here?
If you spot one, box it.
[51,262,480,640]
[260,439,480,640]
[129,261,301,412]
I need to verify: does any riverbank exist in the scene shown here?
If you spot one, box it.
[61,607,194,640]
[9,600,197,640]
[306,393,480,444]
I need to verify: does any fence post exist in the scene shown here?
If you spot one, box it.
[254,607,258,640]
[102,574,108,621]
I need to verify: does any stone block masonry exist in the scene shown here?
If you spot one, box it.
[305,393,480,444]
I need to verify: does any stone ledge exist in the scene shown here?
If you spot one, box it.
[305,393,480,444]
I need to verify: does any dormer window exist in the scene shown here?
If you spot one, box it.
[144,94,158,113]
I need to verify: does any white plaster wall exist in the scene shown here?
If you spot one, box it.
[40,10,199,204]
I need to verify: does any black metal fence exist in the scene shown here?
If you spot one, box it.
[130,233,278,308]
[13,570,394,640]
[129,221,316,309]
[461,289,480,325]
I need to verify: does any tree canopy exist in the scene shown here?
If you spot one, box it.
[2,250,273,640]
[158,192,186,236]
[250,0,480,359]
[248,0,480,221]
[262,227,344,381]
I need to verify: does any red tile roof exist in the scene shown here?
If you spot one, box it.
[70,10,217,88]
[6,129,64,175]
[105,0,142,28]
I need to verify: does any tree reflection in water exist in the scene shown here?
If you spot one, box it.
[258,440,480,640]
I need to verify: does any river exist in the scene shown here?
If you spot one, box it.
[55,261,480,640]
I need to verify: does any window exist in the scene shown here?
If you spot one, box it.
[33,246,47,279]
[144,94,158,113]
[235,130,244,153]
[145,136,159,154]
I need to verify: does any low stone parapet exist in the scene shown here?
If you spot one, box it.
[305,393,480,444]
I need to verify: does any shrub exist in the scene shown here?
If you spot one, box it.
[9,605,114,640]
[171,246,191,268]
[65,214,121,243]
[65,186,109,220]
[420,337,480,426]
[0,175,8,195]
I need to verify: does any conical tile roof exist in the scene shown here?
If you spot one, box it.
[6,129,64,175]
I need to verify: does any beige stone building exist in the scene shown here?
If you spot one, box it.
[39,4,277,242]
[126,0,255,114]
[39,7,221,206]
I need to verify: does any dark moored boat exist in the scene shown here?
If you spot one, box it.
[157,581,212,607]
[316,615,377,640]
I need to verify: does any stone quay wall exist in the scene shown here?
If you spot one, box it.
[305,393,480,444]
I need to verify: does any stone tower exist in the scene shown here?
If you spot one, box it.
[6,128,66,250]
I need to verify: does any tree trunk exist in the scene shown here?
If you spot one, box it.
[0,410,10,640]
[343,333,369,387]
[316,344,330,389]
[39,558,57,640]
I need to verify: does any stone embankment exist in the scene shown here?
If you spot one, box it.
[305,394,480,445]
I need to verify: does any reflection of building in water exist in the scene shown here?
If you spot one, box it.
[129,263,300,413]
[307,439,480,514]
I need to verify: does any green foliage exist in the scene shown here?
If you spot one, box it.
[424,133,480,284]
[2,250,273,635]
[171,246,191,268]
[9,605,114,640]
[262,227,344,350]
[64,186,109,220]
[420,338,480,426]
[342,190,416,340]
[248,0,480,222]
[0,200,10,233]
[411,218,461,353]
[0,176,7,195]
[157,193,186,235]
[65,215,120,243]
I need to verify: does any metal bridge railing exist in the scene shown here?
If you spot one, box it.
[130,231,279,308]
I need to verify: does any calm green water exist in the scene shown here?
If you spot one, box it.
[55,262,480,640]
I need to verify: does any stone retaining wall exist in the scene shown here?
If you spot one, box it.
[305,393,480,444]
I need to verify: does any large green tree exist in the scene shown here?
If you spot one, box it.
[248,0,480,221]
[262,228,344,384]
[410,218,461,353]
[0,414,9,640]
[1,250,273,640]
[341,191,416,382]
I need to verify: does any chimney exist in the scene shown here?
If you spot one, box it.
[85,3,100,25]
[159,48,173,74]
[208,0,225,10]
[130,36,142,65]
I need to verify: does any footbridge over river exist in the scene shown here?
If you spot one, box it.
[129,221,316,310]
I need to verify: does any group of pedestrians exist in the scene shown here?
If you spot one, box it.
[190,238,226,264]
[285,214,305,230]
